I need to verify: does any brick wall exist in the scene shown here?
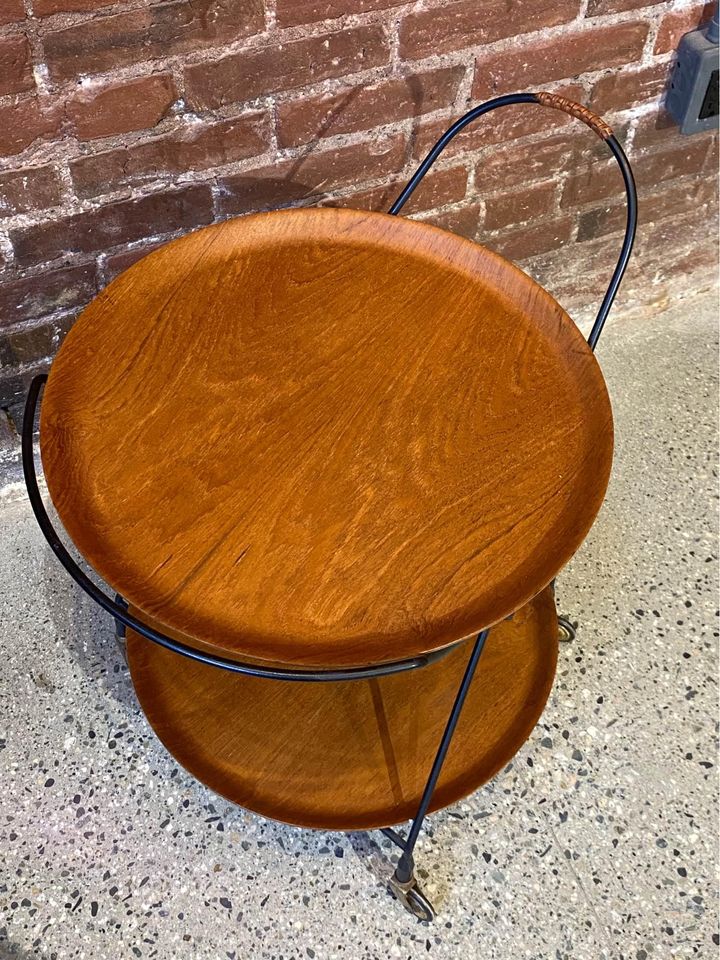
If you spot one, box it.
[0,0,718,443]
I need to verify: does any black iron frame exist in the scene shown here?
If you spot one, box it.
[21,92,637,922]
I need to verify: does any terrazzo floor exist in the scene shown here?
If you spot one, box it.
[1,293,718,960]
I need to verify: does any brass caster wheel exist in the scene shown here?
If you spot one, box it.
[388,873,436,922]
[557,616,576,643]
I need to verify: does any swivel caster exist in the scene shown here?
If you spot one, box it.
[388,872,436,922]
[557,616,576,643]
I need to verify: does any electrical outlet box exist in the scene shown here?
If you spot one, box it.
[666,24,719,135]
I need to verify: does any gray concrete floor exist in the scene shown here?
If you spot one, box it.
[0,293,718,960]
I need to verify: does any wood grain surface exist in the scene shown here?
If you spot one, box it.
[41,207,612,668]
[127,588,558,830]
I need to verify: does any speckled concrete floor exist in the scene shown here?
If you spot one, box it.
[1,293,718,960]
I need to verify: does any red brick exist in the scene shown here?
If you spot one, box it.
[34,0,115,15]
[521,235,619,312]
[590,62,670,114]
[0,0,25,26]
[476,129,615,194]
[327,164,468,214]
[276,0,405,26]
[0,264,96,327]
[631,108,718,149]
[102,240,167,283]
[485,182,557,230]
[0,97,61,158]
[654,2,714,54]
[5,322,58,365]
[633,209,716,269]
[576,177,713,241]
[417,204,483,241]
[0,35,33,97]
[186,24,390,111]
[473,22,649,98]
[411,83,585,161]
[44,0,264,81]
[216,134,406,216]
[277,66,465,149]
[322,179,403,212]
[71,112,271,199]
[586,0,663,15]
[633,134,712,179]
[487,215,574,261]
[67,74,177,141]
[703,135,719,182]
[10,186,213,266]
[0,166,62,217]
[399,0,578,60]
[562,138,710,206]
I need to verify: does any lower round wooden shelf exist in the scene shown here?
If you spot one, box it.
[127,588,558,831]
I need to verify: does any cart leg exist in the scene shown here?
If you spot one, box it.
[385,629,489,921]
[114,593,129,662]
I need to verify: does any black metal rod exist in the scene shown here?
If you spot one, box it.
[388,92,638,352]
[395,628,489,882]
[381,827,407,851]
[22,375,463,684]
[586,134,637,350]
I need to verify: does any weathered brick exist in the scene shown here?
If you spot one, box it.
[102,240,167,283]
[10,186,213,267]
[327,164,468,214]
[67,74,177,141]
[485,182,557,230]
[0,35,33,97]
[0,0,25,26]
[586,0,663,15]
[0,264,96,327]
[411,82,585,161]
[576,177,711,242]
[185,24,390,110]
[216,134,406,216]
[400,0,577,60]
[633,138,713,191]
[34,0,115,15]
[5,321,57,365]
[276,0,405,26]
[322,179,403,213]
[561,159,625,207]
[703,134,719,177]
[2,359,51,422]
[473,22,649,98]
[71,112,271,198]
[476,128,616,194]
[277,66,464,149]
[0,166,62,217]
[415,203,483,241]
[0,98,61,158]
[631,109,717,149]
[562,138,710,207]
[590,62,670,114]
[44,0,264,81]
[487,215,574,262]
[654,1,714,54]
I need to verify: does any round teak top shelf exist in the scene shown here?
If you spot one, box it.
[41,207,613,668]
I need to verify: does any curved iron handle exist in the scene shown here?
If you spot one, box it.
[22,375,462,682]
[388,91,638,351]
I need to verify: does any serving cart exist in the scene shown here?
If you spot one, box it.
[22,92,636,921]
